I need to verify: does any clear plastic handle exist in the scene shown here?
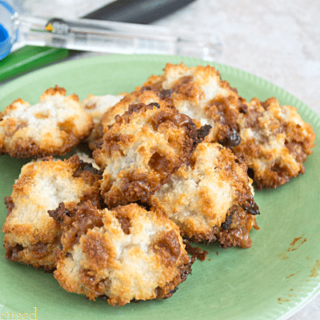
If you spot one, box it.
[0,0,221,61]
[17,15,221,60]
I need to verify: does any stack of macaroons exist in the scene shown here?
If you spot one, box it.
[0,63,315,306]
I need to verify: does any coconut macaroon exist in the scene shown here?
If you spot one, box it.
[2,155,101,271]
[94,102,200,208]
[100,80,214,136]
[233,98,316,189]
[81,94,124,148]
[141,64,316,189]
[101,88,165,134]
[0,86,93,158]
[149,142,260,248]
[139,63,247,147]
[50,201,192,306]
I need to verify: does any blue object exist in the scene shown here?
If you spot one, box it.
[0,23,11,60]
[0,23,8,41]
[0,0,18,60]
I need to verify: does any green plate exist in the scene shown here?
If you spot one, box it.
[0,54,319,320]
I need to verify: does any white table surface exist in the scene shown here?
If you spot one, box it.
[1,0,319,318]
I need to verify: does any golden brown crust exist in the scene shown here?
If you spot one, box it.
[183,205,259,248]
[139,64,316,189]
[233,97,316,189]
[149,142,259,248]
[213,205,259,248]
[2,155,102,270]
[141,63,244,147]
[100,64,244,149]
[52,201,191,306]
[43,86,67,96]
[0,85,93,158]
[4,239,60,271]
[94,102,199,208]
[101,89,164,134]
